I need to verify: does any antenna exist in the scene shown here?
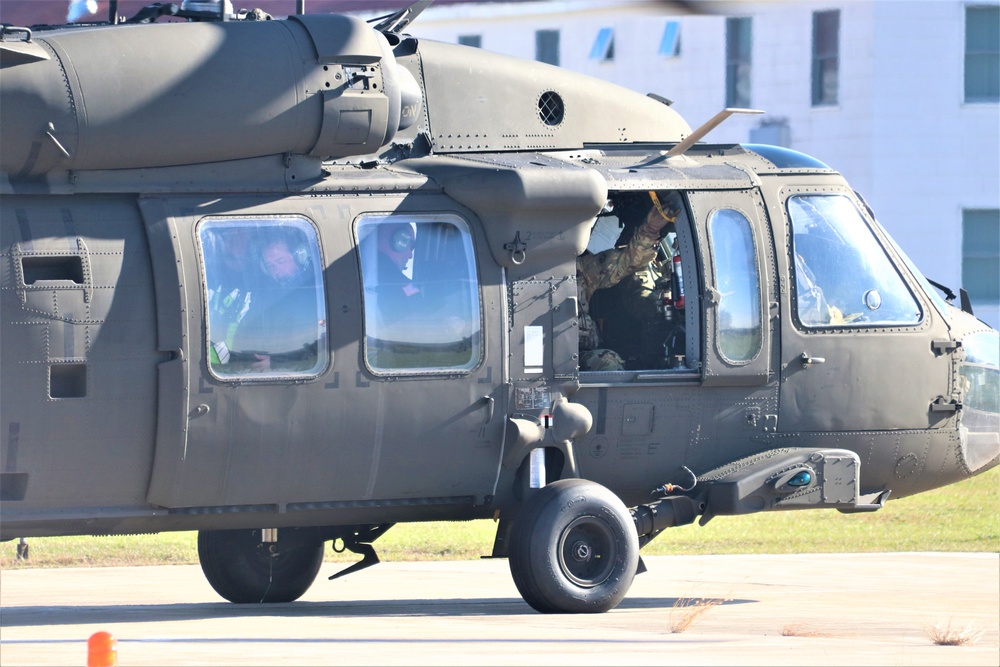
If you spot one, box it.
[371,0,434,34]
[666,108,764,158]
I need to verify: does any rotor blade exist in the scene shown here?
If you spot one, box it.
[613,1,772,16]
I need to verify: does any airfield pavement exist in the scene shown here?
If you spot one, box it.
[0,553,997,666]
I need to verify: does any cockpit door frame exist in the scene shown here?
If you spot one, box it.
[686,188,777,387]
[769,182,954,432]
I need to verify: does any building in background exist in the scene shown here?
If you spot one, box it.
[2,0,996,324]
[385,0,999,326]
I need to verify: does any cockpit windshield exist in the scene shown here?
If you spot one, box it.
[788,195,922,328]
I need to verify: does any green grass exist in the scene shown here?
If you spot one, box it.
[3,467,996,569]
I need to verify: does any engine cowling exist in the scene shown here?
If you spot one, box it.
[0,14,421,177]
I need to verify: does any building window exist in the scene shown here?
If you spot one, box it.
[963,209,1000,303]
[357,214,482,374]
[659,20,681,57]
[198,217,328,380]
[590,27,615,61]
[726,17,752,107]
[458,34,481,48]
[965,5,1000,102]
[536,29,560,65]
[812,10,839,106]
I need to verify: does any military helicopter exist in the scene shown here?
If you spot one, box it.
[1,0,997,614]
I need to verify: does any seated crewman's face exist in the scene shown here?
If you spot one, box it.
[262,242,299,281]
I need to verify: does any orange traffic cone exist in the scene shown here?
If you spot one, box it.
[87,631,117,667]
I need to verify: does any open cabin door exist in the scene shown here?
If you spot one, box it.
[569,185,782,506]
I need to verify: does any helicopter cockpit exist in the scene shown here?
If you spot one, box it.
[788,195,922,328]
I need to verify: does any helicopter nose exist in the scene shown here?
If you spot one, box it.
[958,330,1000,474]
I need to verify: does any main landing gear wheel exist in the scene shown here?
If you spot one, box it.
[198,528,325,603]
[509,479,639,613]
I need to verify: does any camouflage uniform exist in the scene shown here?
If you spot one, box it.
[578,214,665,371]
[592,261,674,369]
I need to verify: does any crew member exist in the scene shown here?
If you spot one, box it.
[578,191,680,371]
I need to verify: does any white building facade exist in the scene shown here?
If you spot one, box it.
[368,0,1000,326]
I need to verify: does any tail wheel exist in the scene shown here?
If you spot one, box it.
[198,528,324,603]
[509,479,639,613]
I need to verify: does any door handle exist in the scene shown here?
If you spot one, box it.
[800,352,826,366]
[482,395,495,423]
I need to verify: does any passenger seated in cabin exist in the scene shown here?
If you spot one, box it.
[578,191,680,371]
[359,220,478,371]
[209,231,323,374]
[368,222,424,318]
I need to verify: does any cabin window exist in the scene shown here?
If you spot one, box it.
[197,217,328,379]
[356,214,482,374]
[788,195,921,328]
[708,209,762,363]
[458,34,481,48]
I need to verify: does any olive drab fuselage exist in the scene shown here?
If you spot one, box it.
[1,8,997,580]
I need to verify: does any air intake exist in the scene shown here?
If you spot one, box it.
[538,91,564,126]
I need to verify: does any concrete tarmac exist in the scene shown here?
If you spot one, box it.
[1,553,997,666]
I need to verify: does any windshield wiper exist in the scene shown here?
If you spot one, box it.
[926,278,957,302]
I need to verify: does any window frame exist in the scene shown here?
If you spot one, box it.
[355,212,484,377]
[786,194,924,331]
[707,207,764,366]
[196,215,329,382]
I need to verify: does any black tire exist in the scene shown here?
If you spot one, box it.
[198,528,325,603]
[508,479,639,613]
